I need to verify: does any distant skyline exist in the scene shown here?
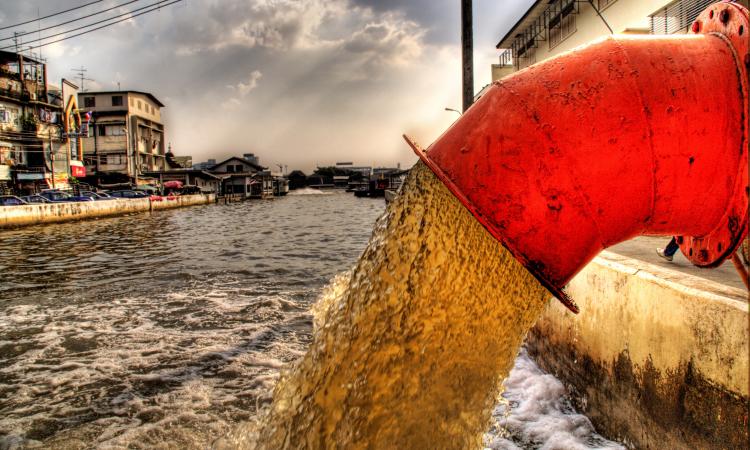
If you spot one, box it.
[0,0,534,172]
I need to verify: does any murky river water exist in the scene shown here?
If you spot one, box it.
[0,188,622,449]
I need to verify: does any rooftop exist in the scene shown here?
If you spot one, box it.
[0,50,45,65]
[80,90,165,107]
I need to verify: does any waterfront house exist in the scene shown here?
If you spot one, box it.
[78,90,166,186]
[141,168,220,193]
[0,51,84,193]
[209,156,274,198]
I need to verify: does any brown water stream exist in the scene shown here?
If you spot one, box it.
[220,162,551,449]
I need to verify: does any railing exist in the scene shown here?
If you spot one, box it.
[0,86,25,101]
[498,0,579,70]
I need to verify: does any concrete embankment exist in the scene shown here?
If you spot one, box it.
[0,194,216,228]
[527,251,748,449]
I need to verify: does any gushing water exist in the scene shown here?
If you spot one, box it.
[221,162,552,449]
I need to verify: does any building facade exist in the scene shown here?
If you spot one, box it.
[78,90,166,184]
[0,51,84,193]
[492,0,749,80]
[210,155,274,198]
[141,168,220,193]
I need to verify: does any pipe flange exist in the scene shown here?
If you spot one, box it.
[679,1,749,267]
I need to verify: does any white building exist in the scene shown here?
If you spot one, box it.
[493,0,748,80]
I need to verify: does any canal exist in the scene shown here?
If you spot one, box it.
[0,191,623,449]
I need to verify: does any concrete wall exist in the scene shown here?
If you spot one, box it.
[0,194,215,228]
[526,251,748,449]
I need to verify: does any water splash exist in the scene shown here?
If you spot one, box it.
[287,188,333,196]
[221,162,552,449]
[485,349,626,450]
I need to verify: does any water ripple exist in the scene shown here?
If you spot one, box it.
[0,192,384,448]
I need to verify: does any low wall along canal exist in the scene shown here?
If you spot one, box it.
[0,194,216,228]
[527,251,749,449]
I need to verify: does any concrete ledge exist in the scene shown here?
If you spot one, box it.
[526,251,748,449]
[0,194,215,228]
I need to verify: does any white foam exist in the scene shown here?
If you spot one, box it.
[287,187,333,196]
[484,349,625,450]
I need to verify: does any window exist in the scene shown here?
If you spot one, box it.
[137,100,142,110]
[98,125,126,136]
[83,96,95,108]
[549,1,576,49]
[649,0,714,34]
[0,110,9,123]
[112,95,123,106]
[104,154,124,165]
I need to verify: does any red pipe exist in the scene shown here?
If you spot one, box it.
[406,1,748,313]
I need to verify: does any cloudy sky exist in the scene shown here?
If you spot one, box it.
[0,0,533,172]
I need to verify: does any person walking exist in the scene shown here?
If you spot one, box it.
[656,237,679,262]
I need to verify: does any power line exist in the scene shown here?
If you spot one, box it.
[0,0,142,42]
[0,1,105,31]
[3,0,184,52]
[1,0,177,50]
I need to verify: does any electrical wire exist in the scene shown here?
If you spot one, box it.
[0,1,105,31]
[1,0,183,51]
[0,0,142,42]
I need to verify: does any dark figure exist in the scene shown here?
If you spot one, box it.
[656,237,679,262]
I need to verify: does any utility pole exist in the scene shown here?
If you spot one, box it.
[461,0,474,112]
[48,130,55,189]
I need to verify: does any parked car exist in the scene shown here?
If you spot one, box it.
[39,190,94,203]
[180,185,202,195]
[21,194,52,204]
[81,191,115,201]
[0,195,28,206]
[107,190,149,199]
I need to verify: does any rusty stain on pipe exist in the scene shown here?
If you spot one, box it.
[406,1,749,313]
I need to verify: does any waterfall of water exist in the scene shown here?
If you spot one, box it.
[220,162,551,449]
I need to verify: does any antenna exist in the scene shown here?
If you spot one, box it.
[71,66,94,91]
[13,31,24,53]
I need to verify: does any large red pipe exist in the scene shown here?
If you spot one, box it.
[406,1,748,313]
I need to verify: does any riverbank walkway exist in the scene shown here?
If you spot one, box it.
[608,236,747,297]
